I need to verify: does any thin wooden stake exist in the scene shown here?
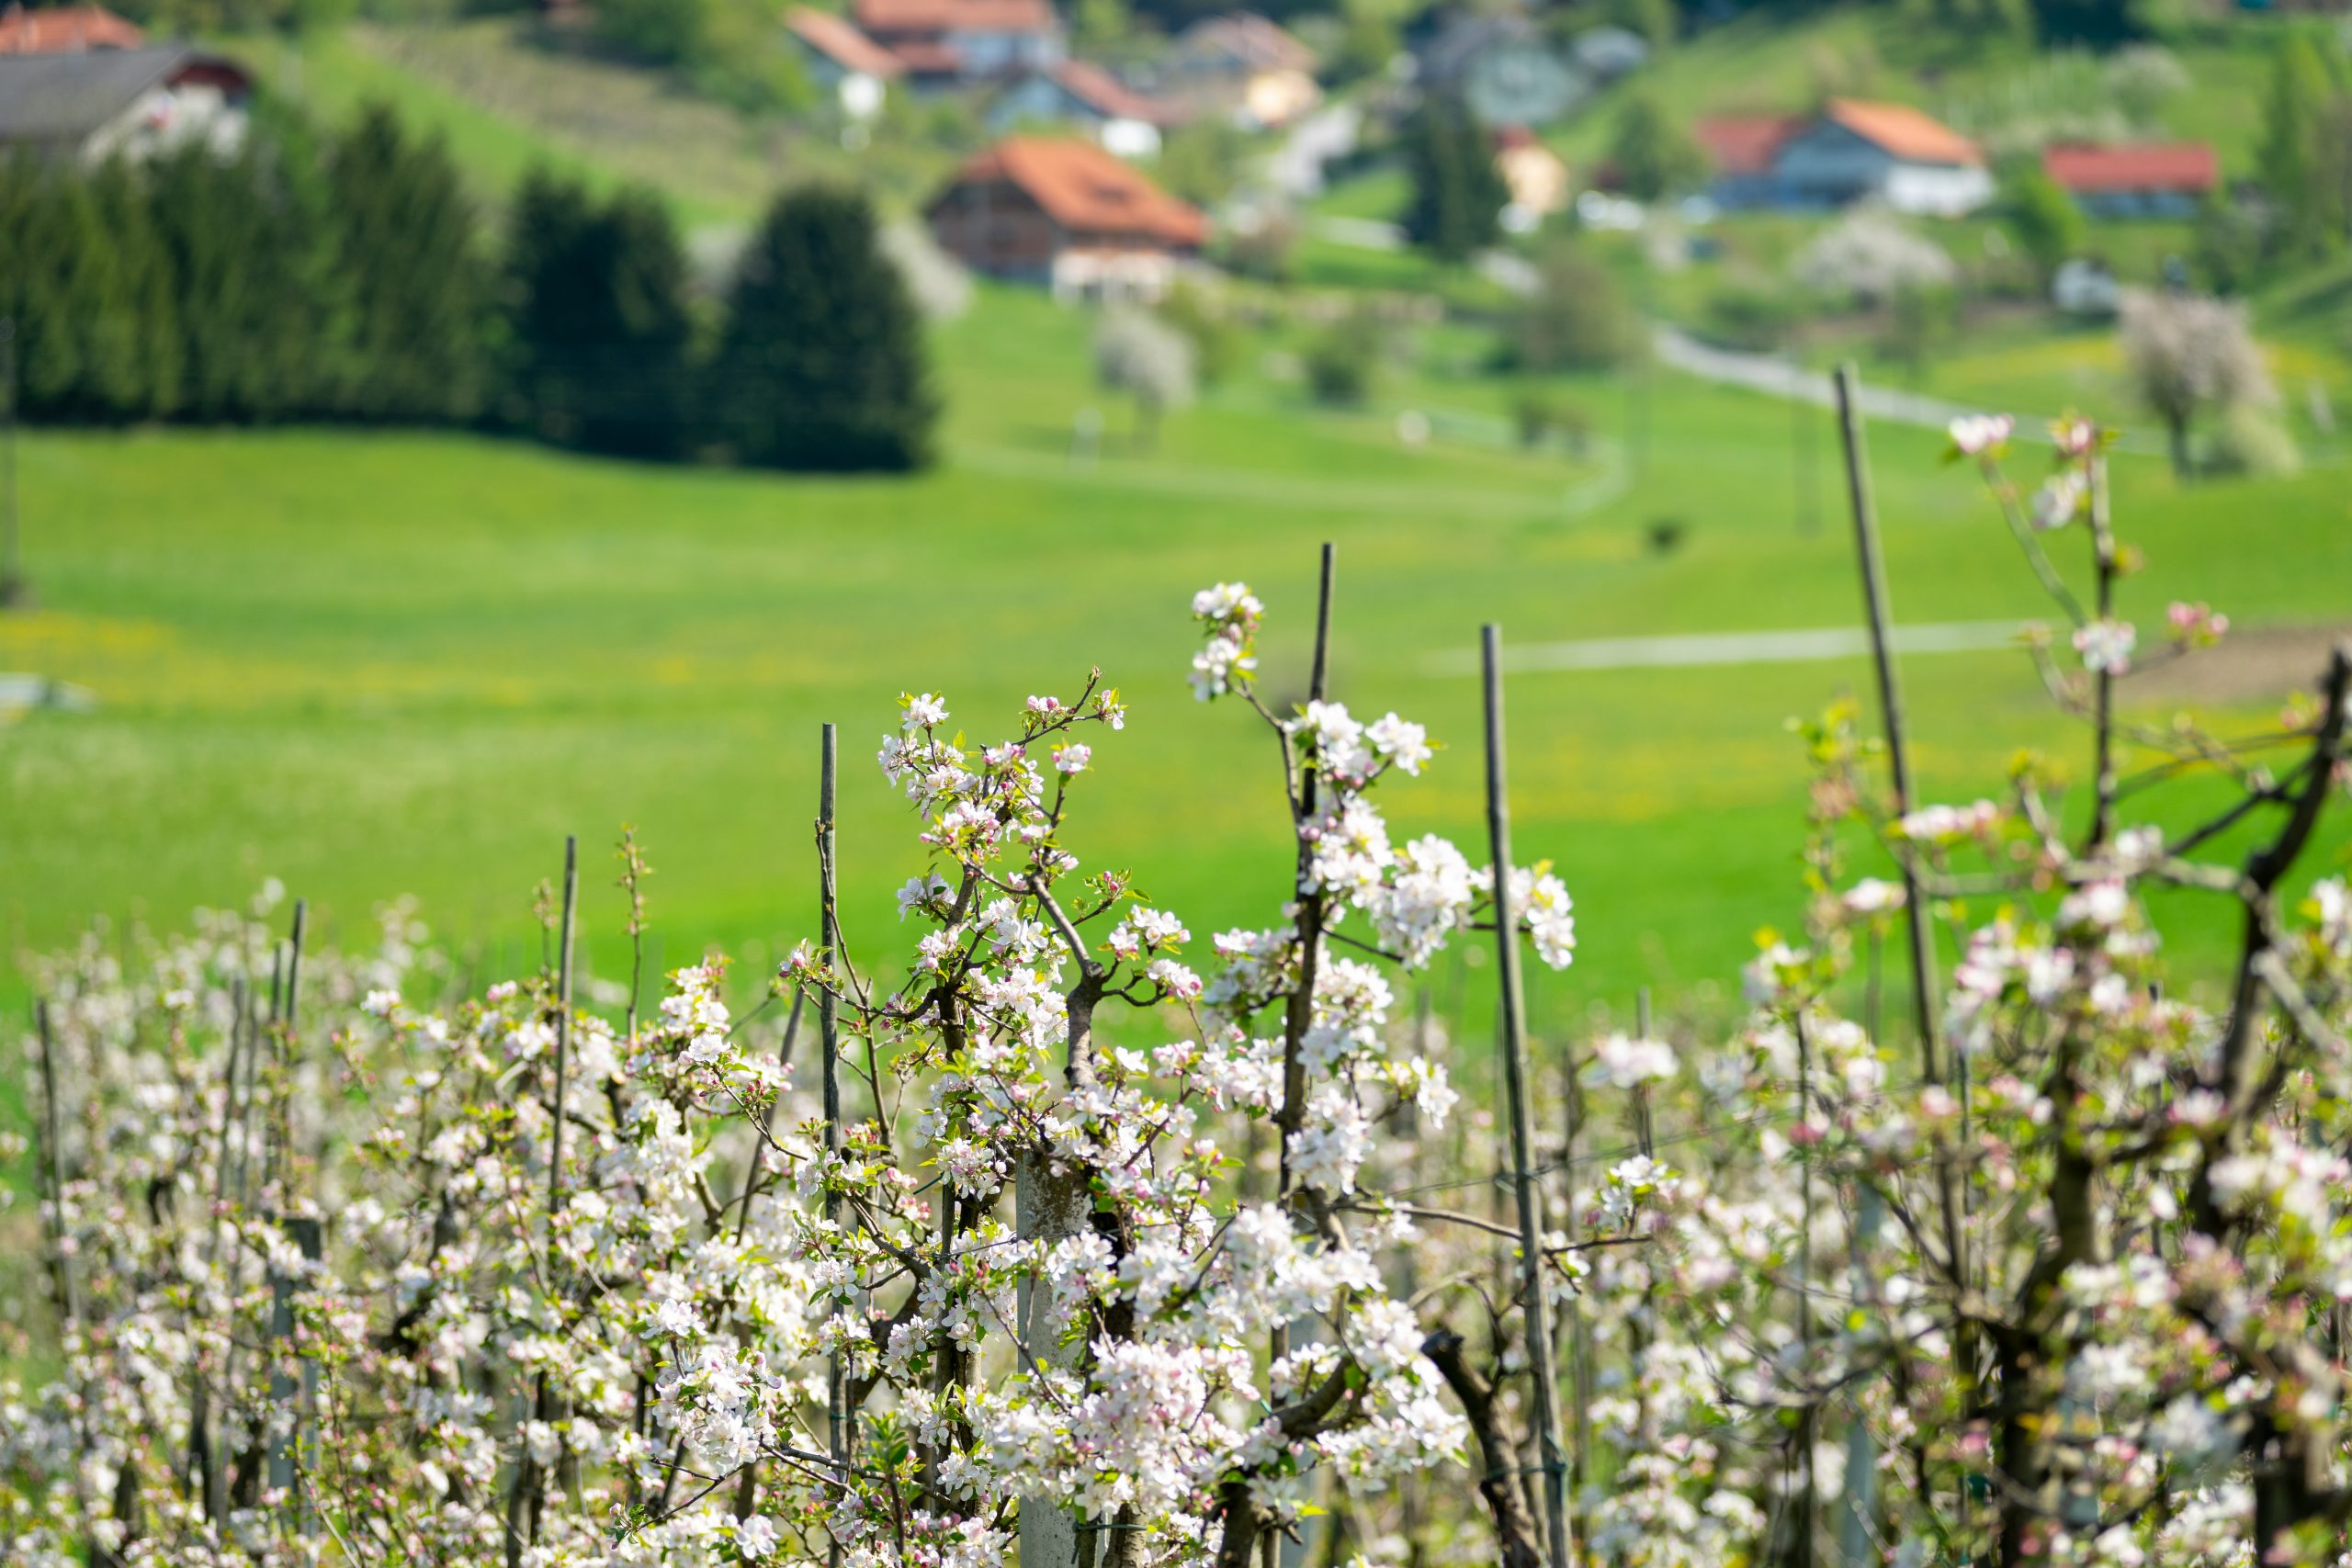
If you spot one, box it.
[283,900,307,1039]
[1634,987,1655,1157]
[1480,625,1572,1568]
[1835,364,1973,1521]
[264,903,307,1199]
[1831,367,1939,1086]
[33,1000,80,1329]
[1794,1012,1817,1568]
[187,981,248,1512]
[820,722,846,1557]
[1557,1021,1591,1521]
[548,836,579,1214]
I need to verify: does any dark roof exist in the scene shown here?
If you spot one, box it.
[1045,60,1176,124]
[1418,12,1560,86]
[0,45,247,143]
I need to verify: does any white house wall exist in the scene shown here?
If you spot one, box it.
[82,82,246,166]
[1882,163,1992,217]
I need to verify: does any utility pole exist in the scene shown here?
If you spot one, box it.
[1,316,25,609]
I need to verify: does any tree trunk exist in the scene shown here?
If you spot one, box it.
[1422,1330,1544,1568]
[1016,1154,1091,1568]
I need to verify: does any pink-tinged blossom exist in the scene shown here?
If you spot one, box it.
[2057,879,2131,931]
[1053,741,1091,774]
[1949,412,2014,456]
[2029,469,2087,531]
[1895,799,2002,843]
[2051,415,2099,457]
[1366,711,1432,775]
[1840,877,1905,915]
[1190,581,1264,701]
[2073,618,2137,675]
[1589,1032,1678,1089]
[2166,600,2230,647]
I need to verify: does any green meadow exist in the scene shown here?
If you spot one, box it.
[5,287,2346,1034]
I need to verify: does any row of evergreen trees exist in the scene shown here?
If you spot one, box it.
[0,101,936,472]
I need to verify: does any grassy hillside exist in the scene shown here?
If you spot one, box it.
[5,287,2345,1035]
[224,17,963,229]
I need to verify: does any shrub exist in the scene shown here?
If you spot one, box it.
[1510,385,1590,451]
[1156,281,1240,388]
[1607,90,1704,203]
[1303,319,1379,405]
[1701,276,1803,354]
[2209,401,2301,479]
[1497,241,1638,374]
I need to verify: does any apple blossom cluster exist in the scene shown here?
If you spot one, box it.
[753,573,1628,1568]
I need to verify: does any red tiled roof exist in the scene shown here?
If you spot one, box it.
[1824,98,1982,166]
[943,136,1207,247]
[786,8,904,77]
[1694,114,1800,176]
[0,4,143,53]
[2043,141,2217,195]
[854,0,1055,36]
[1051,60,1176,124]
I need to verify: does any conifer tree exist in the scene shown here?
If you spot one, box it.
[502,172,695,459]
[1609,89,1704,204]
[1400,96,1505,265]
[148,135,341,423]
[86,159,182,420]
[707,185,936,472]
[327,103,489,423]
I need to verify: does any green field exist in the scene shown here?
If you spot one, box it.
[6,286,2346,1036]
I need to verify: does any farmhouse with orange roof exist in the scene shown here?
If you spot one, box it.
[926,135,1206,302]
[1697,98,1991,216]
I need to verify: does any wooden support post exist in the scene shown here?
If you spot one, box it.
[1831,367,1939,1085]
[1481,625,1572,1568]
[548,836,579,1213]
[1834,363,1972,1519]
[820,724,847,1568]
